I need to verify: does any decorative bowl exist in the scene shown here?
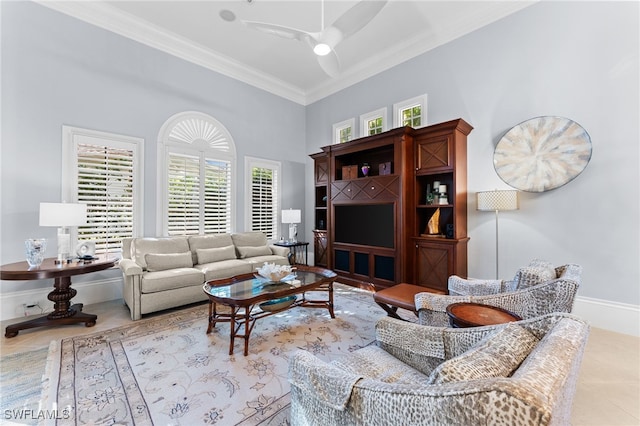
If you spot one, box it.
[259,295,296,312]
[256,263,293,283]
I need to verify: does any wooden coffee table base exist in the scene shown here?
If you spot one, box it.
[446,302,522,328]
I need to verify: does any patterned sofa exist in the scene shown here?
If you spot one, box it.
[289,313,589,426]
[119,232,290,320]
[417,262,582,327]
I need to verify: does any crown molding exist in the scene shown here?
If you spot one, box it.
[35,1,308,105]
[34,1,535,106]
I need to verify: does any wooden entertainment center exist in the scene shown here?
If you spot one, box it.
[311,118,472,293]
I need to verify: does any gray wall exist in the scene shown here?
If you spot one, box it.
[305,1,639,306]
[1,2,307,292]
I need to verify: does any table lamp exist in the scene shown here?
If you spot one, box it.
[39,202,87,263]
[476,190,519,279]
[281,209,301,242]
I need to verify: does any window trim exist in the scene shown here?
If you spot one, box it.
[393,94,428,128]
[157,111,236,236]
[332,118,355,144]
[61,125,144,253]
[244,156,282,241]
[359,107,388,137]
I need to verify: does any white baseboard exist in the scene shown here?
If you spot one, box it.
[0,277,123,321]
[573,296,639,337]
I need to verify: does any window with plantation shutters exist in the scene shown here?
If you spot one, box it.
[62,126,144,255]
[159,112,236,236]
[245,157,280,240]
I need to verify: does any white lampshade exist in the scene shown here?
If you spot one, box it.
[476,190,519,212]
[39,203,87,226]
[282,209,301,224]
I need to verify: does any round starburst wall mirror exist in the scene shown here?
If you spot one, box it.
[493,116,592,192]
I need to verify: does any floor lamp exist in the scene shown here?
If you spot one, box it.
[476,190,519,279]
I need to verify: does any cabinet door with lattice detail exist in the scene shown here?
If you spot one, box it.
[415,134,452,173]
[414,241,452,292]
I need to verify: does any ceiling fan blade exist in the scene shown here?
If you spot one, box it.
[317,50,341,77]
[242,20,318,42]
[330,0,388,40]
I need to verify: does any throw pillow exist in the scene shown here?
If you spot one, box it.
[236,245,272,259]
[427,323,539,384]
[197,245,237,264]
[145,252,193,272]
[513,261,556,290]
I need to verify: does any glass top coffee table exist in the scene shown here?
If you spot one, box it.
[203,265,337,356]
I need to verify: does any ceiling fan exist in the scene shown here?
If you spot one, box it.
[242,0,388,77]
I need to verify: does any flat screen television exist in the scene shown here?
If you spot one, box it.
[334,204,395,248]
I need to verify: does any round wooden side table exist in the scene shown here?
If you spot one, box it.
[1,255,118,337]
[445,302,522,328]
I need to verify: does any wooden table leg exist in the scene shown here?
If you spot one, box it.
[5,276,97,338]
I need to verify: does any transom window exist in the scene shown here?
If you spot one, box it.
[333,118,355,144]
[158,112,236,236]
[393,94,428,128]
[360,107,387,137]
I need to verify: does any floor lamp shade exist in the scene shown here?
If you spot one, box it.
[282,209,301,242]
[476,190,519,279]
[39,203,87,261]
[476,190,519,212]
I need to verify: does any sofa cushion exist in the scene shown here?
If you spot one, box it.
[132,237,190,269]
[231,231,268,247]
[145,252,193,272]
[427,323,539,384]
[141,268,205,293]
[333,345,429,386]
[197,245,237,264]
[188,234,234,264]
[237,245,272,259]
[241,256,290,268]
[196,259,252,282]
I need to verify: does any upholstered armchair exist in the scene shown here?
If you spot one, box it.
[289,313,589,426]
[417,263,582,327]
[447,259,581,297]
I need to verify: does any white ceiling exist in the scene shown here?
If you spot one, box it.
[38,1,534,105]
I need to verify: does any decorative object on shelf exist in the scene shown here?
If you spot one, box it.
[426,208,441,235]
[494,116,592,192]
[282,208,301,242]
[361,163,370,177]
[425,184,435,205]
[342,165,358,180]
[75,241,96,258]
[256,262,294,283]
[438,184,448,205]
[25,238,46,267]
[379,162,391,175]
[39,202,87,264]
[477,190,519,279]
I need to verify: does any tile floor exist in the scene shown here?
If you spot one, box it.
[1,300,639,425]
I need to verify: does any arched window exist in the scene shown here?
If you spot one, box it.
[157,112,236,235]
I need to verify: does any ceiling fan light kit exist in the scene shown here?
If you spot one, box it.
[242,0,387,76]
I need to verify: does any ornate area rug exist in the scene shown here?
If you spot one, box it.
[40,284,383,425]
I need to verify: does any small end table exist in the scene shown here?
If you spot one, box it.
[273,241,309,265]
[1,255,118,337]
[446,302,522,328]
[373,283,446,321]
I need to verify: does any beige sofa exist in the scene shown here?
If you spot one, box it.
[119,232,290,320]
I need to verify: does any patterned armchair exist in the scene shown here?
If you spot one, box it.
[417,263,582,327]
[289,313,589,426]
[447,259,581,296]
